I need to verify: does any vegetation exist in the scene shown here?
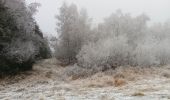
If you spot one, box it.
[55,3,91,65]
[55,3,170,74]
[0,1,170,77]
[0,0,51,76]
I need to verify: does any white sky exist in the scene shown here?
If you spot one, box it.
[26,0,170,36]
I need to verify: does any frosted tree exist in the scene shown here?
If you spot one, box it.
[55,3,91,64]
[0,0,51,74]
[4,0,41,37]
[54,3,170,72]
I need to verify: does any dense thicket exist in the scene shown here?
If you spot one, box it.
[55,3,170,71]
[0,0,51,75]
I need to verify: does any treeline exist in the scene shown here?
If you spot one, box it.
[55,3,170,71]
[0,0,51,76]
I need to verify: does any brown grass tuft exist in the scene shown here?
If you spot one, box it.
[162,72,170,78]
[132,92,145,96]
[45,71,53,78]
[114,73,125,79]
[87,84,104,88]
[70,75,80,80]
[114,78,126,87]
[106,80,114,86]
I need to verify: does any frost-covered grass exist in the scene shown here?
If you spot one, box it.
[0,59,170,100]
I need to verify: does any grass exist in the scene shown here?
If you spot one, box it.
[132,92,145,96]
[99,94,115,100]
[168,96,170,99]
[87,84,104,88]
[162,72,170,78]
[45,71,53,78]
[114,78,126,87]
[70,75,80,80]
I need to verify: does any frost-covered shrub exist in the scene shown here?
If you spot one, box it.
[0,40,37,73]
[5,40,37,63]
[132,43,157,67]
[131,38,170,67]
[154,40,170,65]
[77,36,131,69]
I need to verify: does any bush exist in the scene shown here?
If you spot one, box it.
[154,40,170,65]
[77,36,131,69]
[132,43,157,67]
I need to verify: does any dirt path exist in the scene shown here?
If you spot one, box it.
[0,59,170,100]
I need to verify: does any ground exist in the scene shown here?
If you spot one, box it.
[0,58,170,100]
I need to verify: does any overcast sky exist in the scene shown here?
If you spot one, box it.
[26,0,170,36]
